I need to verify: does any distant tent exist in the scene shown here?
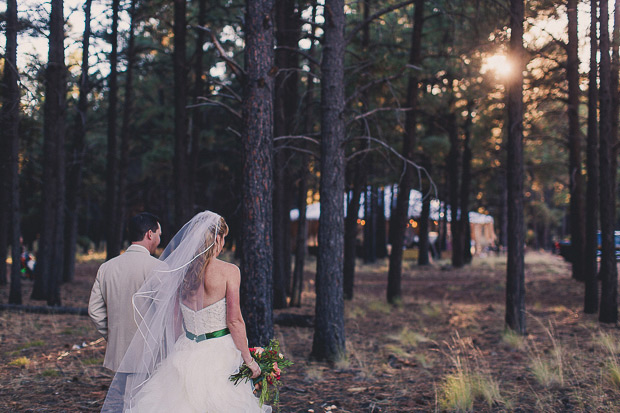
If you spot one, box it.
[290,188,496,254]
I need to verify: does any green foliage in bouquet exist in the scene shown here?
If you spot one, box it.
[230,339,293,410]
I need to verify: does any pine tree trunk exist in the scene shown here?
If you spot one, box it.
[376,187,387,258]
[363,187,377,263]
[344,164,364,300]
[505,0,526,334]
[174,0,191,230]
[461,105,473,264]
[64,0,92,284]
[447,111,464,267]
[611,0,620,191]
[189,0,207,218]
[117,0,138,251]
[418,157,431,266]
[3,0,22,303]
[273,0,300,308]
[290,157,308,308]
[599,0,618,324]
[33,0,66,306]
[567,0,586,282]
[311,0,346,362]
[240,0,275,347]
[584,0,599,314]
[291,4,317,307]
[105,0,120,260]
[387,0,424,304]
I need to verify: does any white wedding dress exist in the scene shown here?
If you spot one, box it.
[126,298,271,413]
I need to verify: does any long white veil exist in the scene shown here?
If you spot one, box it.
[102,211,222,412]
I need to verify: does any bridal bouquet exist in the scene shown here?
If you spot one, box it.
[230,339,293,409]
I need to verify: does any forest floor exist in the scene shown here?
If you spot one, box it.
[2,250,620,412]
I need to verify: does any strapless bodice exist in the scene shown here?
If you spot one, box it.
[181,298,227,335]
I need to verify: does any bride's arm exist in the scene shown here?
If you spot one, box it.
[225,266,254,365]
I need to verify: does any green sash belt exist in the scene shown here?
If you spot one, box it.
[185,327,230,343]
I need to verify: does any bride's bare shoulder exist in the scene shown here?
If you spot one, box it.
[213,258,240,275]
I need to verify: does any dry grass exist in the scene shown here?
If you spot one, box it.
[4,251,620,412]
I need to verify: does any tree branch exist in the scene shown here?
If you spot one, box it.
[195,25,246,79]
[273,134,320,145]
[191,97,242,119]
[346,0,416,44]
[275,46,320,67]
[350,107,412,123]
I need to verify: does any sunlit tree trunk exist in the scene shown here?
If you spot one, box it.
[584,0,600,314]
[105,0,120,260]
[599,0,618,323]
[387,0,424,304]
[32,0,66,305]
[312,0,346,362]
[567,0,586,282]
[64,0,92,284]
[505,0,526,334]
[447,111,464,267]
[240,0,275,347]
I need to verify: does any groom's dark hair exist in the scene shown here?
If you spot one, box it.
[128,212,160,242]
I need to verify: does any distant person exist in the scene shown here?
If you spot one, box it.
[88,212,162,404]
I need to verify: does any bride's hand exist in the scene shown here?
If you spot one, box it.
[247,359,261,379]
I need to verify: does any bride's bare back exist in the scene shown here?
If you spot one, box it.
[182,258,237,310]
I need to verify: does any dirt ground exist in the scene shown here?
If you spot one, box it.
[2,251,620,412]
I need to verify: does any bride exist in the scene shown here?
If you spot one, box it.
[102,211,271,412]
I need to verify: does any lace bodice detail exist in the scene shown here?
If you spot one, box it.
[181,298,228,335]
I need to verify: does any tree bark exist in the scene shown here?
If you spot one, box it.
[189,0,207,216]
[2,0,22,303]
[447,111,464,267]
[117,0,138,251]
[376,187,387,258]
[311,0,346,362]
[611,0,620,193]
[344,164,364,300]
[240,0,275,347]
[584,0,599,314]
[174,0,192,230]
[387,0,424,304]
[105,0,121,260]
[32,0,67,306]
[64,0,92,284]
[567,0,586,282]
[599,0,618,324]
[363,186,377,263]
[291,2,317,307]
[418,157,431,266]
[505,0,526,334]
[290,157,308,308]
[461,104,473,264]
[273,0,300,308]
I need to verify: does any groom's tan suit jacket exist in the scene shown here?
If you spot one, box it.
[88,244,161,372]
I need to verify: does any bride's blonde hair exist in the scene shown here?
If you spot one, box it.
[181,216,229,300]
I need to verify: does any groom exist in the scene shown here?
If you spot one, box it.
[88,212,162,379]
